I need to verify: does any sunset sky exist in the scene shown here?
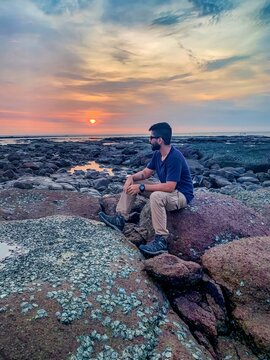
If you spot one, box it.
[1,0,270,136]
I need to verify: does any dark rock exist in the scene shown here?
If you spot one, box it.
[23,162,42,170]
[2,169,17,180]
[208,174,232,188]
[7,153,21,161]
[14,181,34,189]
[92,177,110,191]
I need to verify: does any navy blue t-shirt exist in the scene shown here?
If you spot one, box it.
[147,146,194,204]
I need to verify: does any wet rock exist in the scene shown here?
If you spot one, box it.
[202,236,270,357]
[144,254,203,289]
[92,177,110,191]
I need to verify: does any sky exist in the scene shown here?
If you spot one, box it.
[0,0,270,136]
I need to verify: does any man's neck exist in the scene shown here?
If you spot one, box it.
[160,144,171,159]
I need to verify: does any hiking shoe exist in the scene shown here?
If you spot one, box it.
[139,235,168,256]
[98,212,125,232]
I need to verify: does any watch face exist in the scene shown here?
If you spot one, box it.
[139,184,145,192]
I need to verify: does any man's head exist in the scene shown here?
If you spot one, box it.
[148,122,172,150]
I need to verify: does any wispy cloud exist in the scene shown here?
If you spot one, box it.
[188,0,235,19]
[152,12,184,26]
[204,55,250,71]
[0,0,269,135]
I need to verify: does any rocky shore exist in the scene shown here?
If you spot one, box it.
[0,135,270,359]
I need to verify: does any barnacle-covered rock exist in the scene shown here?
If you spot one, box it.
[0,216,214,359]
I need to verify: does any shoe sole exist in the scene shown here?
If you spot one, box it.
[99,213,123,232]
[139,248,168,256]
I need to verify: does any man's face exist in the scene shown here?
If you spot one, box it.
[149,132,161,151]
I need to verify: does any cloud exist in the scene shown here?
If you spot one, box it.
[151,12,184,26]
[204,55,250,71]
[33,0,93,15]
[189,0,235,19]
[102,0,172,25]
[258,1,270,24]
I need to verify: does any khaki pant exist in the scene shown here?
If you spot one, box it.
[116,180,187,236]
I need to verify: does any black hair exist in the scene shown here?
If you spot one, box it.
[148,122,172,145]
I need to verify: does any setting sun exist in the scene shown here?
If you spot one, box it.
[89,119,96,124]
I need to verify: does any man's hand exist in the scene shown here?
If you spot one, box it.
[126,184,140,195]
[123,175,133,193]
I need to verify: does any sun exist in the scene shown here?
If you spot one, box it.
[89,119,96,124]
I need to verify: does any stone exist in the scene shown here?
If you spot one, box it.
[140,192,270,261]
[0,216,214,360]
[92,177,110,191]
[0,189,101,221]
[174,295,218,339]
[202,236,270,357]
[144,254,203,289]
[237,176,260,184]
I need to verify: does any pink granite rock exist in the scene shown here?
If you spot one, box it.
[139,192,270,260]
[202,236,270,357]
[144,253,203,288]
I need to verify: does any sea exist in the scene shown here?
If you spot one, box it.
[1,131,270,146]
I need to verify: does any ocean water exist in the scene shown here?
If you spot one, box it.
[0,131,270,145]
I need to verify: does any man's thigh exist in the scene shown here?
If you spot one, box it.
[164,191,187,211]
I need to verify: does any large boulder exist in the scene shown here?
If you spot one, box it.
[202,236,270,357]
[0,189,101,221]
[220,187,270,227]
[139,192,270,261]
[0,216,214,359]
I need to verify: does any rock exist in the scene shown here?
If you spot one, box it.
[263,180,270,187]
[92,177,110,191]
[208,174,232,188]
[0,189,101,221]
[7,152,21,161]
[202,236,270,357]
[144,254,203,289]
[217,336,259,360]
[140,192,270,261]
[14,181,34,189]
[23,162,42,170]
[2,169,17,180]
[0,216,214,360]
[174,295,218,339]
[237,176,260,184]
[224,188,270,227]
[257,172,270,183]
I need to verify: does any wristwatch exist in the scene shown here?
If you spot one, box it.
[139,184,145,193]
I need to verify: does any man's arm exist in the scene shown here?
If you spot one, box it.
[130,168,154,181]
[123,168,154,193]
[126,180,177,195]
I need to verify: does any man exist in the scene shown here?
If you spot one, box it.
[99,122,194,256]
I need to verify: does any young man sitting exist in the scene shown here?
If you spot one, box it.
[99,122,194,256]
